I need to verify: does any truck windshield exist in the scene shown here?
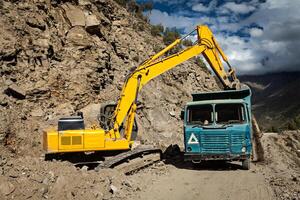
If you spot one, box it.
[215,104,245,124]
[187,105,213,125]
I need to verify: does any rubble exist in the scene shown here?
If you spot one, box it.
[4,84,26,100]
[62,3,86,27]
[3,0,289,200]
[109,184,118,194]
[0,176,15,196]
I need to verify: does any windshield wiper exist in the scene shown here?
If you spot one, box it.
[219,120,242,125]
[220,124,233,128]
[192,123,204,128]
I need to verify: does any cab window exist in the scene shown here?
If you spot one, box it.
[187,105,213,125]
[215,104,245,124]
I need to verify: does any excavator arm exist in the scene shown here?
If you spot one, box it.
[44,24,263,168]
[44,25,245,157]
[110,25,240,141]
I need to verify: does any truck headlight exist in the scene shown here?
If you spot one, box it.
[242,147,246,153]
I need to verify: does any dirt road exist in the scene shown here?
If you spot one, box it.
[126,132,300,200]
[129,162,274,200]
[0,132,299,199]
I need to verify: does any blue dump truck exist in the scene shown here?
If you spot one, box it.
[182,86,252,170]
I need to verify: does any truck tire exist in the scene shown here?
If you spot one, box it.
[242,159,250,170]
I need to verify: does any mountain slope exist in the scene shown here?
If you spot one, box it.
[240,72,300,130]
[0,0,218,154]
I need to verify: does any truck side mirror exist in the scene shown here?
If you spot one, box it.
[180,110,184,120]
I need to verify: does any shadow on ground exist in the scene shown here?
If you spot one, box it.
[162,144,244,171]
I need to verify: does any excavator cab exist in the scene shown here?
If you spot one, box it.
[58,116,85,132]
[98,103,138,140]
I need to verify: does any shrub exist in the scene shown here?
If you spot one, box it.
[114,0,127,6]
[151,24,164,36]
[163,27,181,45]
[286,120,298,130]
[182,39,193,47]
[269,126,280,133]
[195,57,206,69]
[140,2,153,12]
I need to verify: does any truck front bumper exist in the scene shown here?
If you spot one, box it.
[184,153,249,162]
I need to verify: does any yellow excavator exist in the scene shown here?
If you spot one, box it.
[44,25,256,169]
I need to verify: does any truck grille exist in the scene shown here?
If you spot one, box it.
[200,133,230,153]
[200,131,245,153]
[231,132,245,145]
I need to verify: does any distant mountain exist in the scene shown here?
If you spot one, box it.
[240,72,300,130]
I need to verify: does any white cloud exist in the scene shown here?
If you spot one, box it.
[149,9,212,33]
[191,3,209,12]
[191,0,218,13]
[149,9,194,31]
[147,0,300,74]
[222,2,256,14]
[249,28,263,37]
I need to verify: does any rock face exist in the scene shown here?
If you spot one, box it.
[0,0,218,150]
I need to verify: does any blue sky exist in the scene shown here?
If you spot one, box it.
[137,0,300,75]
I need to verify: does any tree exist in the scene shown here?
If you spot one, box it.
[114,0,127,6]
[294,115,300,128]
[141,2,153,13]
[163,27,181,45]
[151,24,164,36]
[286,120,297,130]
[182,39,193,47]
[127,0,140,13]
[194,57,206,69]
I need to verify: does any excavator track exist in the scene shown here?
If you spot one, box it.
[95,145,162,174]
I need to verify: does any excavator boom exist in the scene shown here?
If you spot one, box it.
[44,25,242,157]
[111,25,240,141]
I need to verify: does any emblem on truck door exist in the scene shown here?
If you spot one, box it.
[188,133,199,144]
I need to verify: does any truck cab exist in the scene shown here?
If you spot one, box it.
[182,87,252,169]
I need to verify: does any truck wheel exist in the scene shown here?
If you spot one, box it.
[242,159,250,170]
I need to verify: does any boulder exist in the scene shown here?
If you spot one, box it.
[66,26,92,47]
[33,38,49,48]
[79,0,91,6]
[26,14,46,30]
[5,84,26,99]
[109,184,118,194]
[85,14,100,34]
[79,104,101,127]
[62,3,85,27]
[31,108,44,117]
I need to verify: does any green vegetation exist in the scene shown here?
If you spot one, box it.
[269,126,280,133]
[150,24,164,36]
[140,2,154,12]
[266,114,300,132]
[116,0,189,49]
[113,0,153,22]
[163,27,181,45]
[286,115,300,130]
[182,39,193,47]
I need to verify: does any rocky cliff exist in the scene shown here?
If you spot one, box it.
[0,1,220,198]
[0,0,218,155]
